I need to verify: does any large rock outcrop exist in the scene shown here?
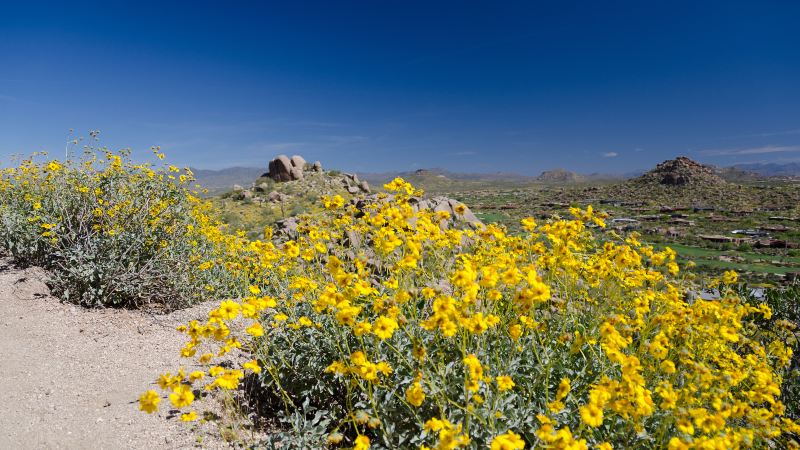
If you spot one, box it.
[637,157,725,187]
[268,154,308,182]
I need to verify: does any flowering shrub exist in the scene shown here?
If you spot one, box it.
[736,284,800,421]
[143,177,799,449]
[0,149,241,307]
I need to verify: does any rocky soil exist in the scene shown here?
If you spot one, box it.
[0,257,235,449]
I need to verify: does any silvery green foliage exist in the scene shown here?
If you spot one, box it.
[737,283,800,420]
[248,278,632,449]
[0,149,241,308]
[256,402,331,449]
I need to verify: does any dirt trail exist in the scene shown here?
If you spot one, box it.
[0,258,229,449]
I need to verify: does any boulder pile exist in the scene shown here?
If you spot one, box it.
[273,195,483,241]
[355,194,482,228]
[266,155,325,182]
[342,173,370,194]
[637,157,725,186]
[410,196,481,227]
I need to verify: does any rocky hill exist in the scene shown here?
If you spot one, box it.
[360,168,536,185]
[714,166,763,182]
[731,162,800,178]
[536,169,584,183]
[214,155,482,238]
[191,166,264,194]
[227,155,371,203]
[634,156,726,186]
[589,157,761,208]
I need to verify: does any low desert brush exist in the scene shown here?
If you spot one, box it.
[142,177,799,449]
[0,148,244,308]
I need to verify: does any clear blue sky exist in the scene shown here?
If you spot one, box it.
[2,1,799,173]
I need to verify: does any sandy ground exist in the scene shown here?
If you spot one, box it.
[0,257,234,449]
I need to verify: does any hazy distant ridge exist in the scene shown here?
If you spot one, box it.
[730,162,800,177]
[189,161,800,192]
[190,167,265,192]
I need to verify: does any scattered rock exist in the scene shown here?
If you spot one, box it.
[267,191,288,203]
[356,194,482,228]
[358,180,371,193]
[233,189,253,200]
[312,161,322,172]
[274,217,300,238]
[345,229,362,247]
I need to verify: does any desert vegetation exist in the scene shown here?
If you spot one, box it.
[1,150,798,449]
[0,148,247,308]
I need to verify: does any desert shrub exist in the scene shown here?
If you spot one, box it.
[143,179,800,449]
[0,149,243,308]
[735,283,800,421]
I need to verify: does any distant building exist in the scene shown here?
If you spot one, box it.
[755,239,800,249]
[731,229,768,237]
[769,216,799,221]
[759,224,791,232]
[698,234,749,244]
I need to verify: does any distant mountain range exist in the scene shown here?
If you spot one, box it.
[358,168,537,184]
[729,162,800,177]
[534,169,632,183]
[190,166,265,193]
[189,161,800,192]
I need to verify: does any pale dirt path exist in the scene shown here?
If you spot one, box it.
[0,258,232,449]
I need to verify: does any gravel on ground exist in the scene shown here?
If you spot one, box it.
[0,257,236,449]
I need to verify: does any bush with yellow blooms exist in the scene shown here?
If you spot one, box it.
[139,175,799,449]
[0,148,243,307]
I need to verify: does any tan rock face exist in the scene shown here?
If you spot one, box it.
[268,154,308,182]
[268,155,294,182]
[290,155,307,169]
[290,167,304,180]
